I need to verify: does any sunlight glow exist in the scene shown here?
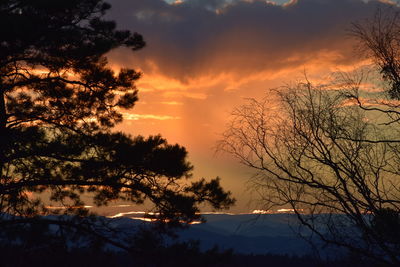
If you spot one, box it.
[45,205,94,209]
[108,211,202,224]
[277,209,303,213]
[122,113,181,121]
[161,101,184,106]
[252,209,272,214]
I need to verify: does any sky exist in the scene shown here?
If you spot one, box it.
[104,0,398,212]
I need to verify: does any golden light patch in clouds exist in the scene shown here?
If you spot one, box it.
[161,101,184,105]
[378,0,397,5]
[121,33,367,101]
[339,97,400,110]
[137,74,186,93]
[137,64,315,98]
[282,0,298,7]
[265,1,278,6]
[136,65,239,91]
[122,112,181,121]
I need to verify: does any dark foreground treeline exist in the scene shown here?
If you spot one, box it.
[0,242,388,267]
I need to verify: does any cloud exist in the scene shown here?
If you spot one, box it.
[161,101,184,105]
[122,113,181,121]
[107,0,395,85]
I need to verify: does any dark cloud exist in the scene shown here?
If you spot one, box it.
[107,0,396,81]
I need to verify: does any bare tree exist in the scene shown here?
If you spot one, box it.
[352,6,400,100]
[220,6,400,264]
[219,75,400,263]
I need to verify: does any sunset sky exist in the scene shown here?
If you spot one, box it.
[104,0,397,212]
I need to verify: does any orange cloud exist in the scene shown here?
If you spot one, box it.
[108,0,390,83]
[161,101,184,105]
[122,112,181,121]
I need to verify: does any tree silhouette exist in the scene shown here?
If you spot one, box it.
[220,7,400,265]
[220,82,400,264]
[0,0,234,248]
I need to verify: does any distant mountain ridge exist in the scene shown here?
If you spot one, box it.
[0,212,349,258]
[110,213,346,257]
